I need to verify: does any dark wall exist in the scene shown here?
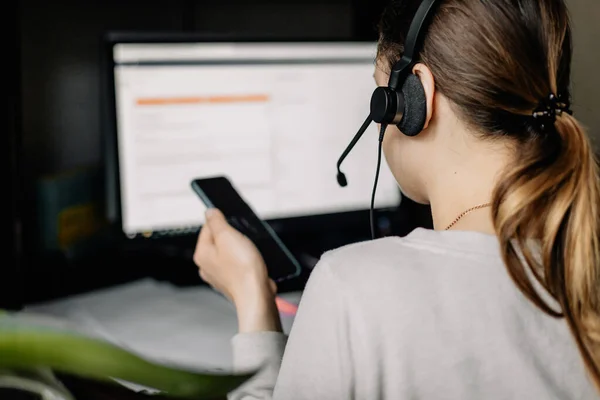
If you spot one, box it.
[3,1,23,309]
[352,0,387,40]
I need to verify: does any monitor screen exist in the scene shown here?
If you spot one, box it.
[108,40,401,237]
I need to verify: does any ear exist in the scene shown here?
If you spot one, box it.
[412,63,436,130]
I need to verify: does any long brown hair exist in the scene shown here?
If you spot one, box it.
[379,0,600,390]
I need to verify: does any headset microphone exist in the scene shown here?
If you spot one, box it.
[336,115,373,188]
[334,0,439,240]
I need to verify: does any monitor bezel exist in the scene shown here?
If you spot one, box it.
[101,32,402,240]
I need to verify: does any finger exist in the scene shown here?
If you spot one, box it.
[194,223,214,266]
[197,221,213,248]
[269,279,278,295]
[199,268,215,288]
[198,269,208,282]
[205,208,231,238]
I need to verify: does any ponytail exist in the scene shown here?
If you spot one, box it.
[492,113,600,388]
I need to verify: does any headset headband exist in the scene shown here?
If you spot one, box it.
[388,0,440,90]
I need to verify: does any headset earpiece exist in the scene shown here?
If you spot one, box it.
[369,73,428,137]
[397,74,427,136]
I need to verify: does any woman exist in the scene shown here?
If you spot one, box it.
[194,0,600,398]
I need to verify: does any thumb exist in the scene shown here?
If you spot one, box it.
[269,279,278,296]
[205,208,230,238]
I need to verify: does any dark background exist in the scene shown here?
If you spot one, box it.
[4,0,24,310]
[6,0,435,310]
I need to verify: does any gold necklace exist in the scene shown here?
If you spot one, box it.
[444,203,492,230]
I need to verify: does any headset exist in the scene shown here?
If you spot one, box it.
[335,0,440,239]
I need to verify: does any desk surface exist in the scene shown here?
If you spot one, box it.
[25,279,302,392]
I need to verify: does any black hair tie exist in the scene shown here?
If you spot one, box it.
[532,93,573,131]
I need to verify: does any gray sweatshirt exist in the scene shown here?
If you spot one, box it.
[229,228,597,399]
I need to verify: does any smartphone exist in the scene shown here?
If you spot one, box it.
[191,176,302,282]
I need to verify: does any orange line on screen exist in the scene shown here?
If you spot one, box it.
[136,94,270,105]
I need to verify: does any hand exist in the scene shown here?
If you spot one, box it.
[193,208,274,304]
[193,209,281,333]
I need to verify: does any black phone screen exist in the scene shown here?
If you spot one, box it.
[191,176,302,282]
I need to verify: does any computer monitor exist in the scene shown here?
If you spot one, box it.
[104,36,401,239]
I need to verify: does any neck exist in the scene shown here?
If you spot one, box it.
[426,134,511,234]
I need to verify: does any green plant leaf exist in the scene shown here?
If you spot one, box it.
[0,314,254,399]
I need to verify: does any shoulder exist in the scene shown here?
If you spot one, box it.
[320,228,500,274]
[322,227,498,261]
[319,228,482,279]
[322,229,426,266]
[312,228,504,308]
[315,229,436,296]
